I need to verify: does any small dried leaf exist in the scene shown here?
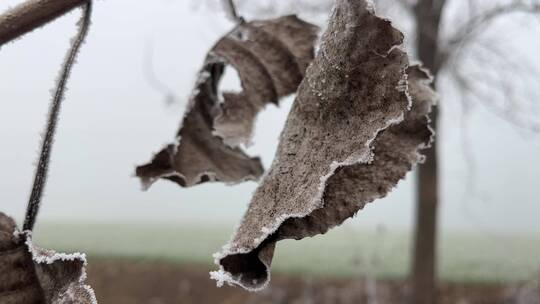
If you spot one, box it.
[211,0,437,291]
[136,16,319,189]
[0,213,97,304]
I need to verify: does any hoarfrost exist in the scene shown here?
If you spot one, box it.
[0,213,97,304]
[136,15,319,189]
[210,0,437,290]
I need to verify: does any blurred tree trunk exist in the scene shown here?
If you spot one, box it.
[410,0,446,304]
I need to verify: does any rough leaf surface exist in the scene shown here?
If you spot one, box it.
[211,0,437,291]
[136,16,319,189]
[0,213,97,304]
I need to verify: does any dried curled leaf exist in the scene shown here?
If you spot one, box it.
[0,213,97,304]
[211,0,437,291]
[136,16,319,189]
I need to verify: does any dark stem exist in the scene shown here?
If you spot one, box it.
[23,1,92,232]
[223,0,244,24]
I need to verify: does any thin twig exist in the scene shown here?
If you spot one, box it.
[0,0,86,46]
[222,0,244,24]
[23,1,92,232]
[144,37,179,106]
[440,1,540,67]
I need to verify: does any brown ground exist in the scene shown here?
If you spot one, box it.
[86,258,532,304]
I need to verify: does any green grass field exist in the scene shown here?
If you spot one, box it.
[32,222,540,283]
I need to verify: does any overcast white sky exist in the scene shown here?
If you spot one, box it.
[1,0,539,235]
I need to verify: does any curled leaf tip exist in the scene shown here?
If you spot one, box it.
[136,16,319,189]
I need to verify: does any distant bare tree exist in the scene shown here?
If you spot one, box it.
[202,0,540,303]
[371,2,540,303]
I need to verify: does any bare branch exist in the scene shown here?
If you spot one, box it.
[0,0,87,46]
[448,39,540,132]
[221,0,244,24]
[143,37,179,106]
[23,1,92,231]
[440,0,540,67]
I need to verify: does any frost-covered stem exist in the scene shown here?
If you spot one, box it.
[222,0,244,24]
[23,1,92,232]
[0,0,86,46]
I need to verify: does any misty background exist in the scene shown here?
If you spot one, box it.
[1,0,539,236]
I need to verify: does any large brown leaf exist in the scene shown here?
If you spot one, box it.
[136,16,319,189]
[0,213,97,304]
[210,0,437,291]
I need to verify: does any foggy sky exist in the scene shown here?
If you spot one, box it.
[1,0,539,235]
